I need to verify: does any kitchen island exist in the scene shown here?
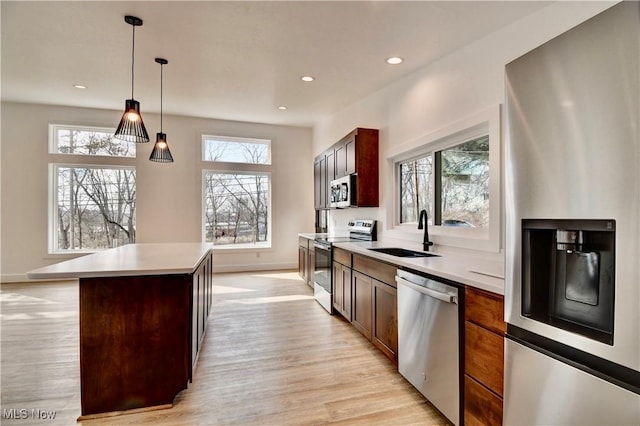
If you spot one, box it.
[27,243,214,419]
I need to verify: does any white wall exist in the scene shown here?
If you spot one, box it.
[1,102,314,281]
[314,1,617,251]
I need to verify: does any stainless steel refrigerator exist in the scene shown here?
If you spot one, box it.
[504,2,640,424]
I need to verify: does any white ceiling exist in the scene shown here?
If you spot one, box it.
[1,1,551,127]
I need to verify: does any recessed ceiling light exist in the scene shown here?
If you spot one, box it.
[301,76,315,82]
[73,84,88,89]
[278,106,288,110]
[386,57,403,65]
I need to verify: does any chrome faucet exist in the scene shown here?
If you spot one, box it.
[418,209,434,252]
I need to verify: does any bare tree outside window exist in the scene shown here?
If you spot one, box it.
[204,172,269,245]
[399,156,433,223]
[397,134,489,228]
[56,166,136,250]
[440,136,489,228]
[50,125,136,252]
[202,135,272,247]
[203,135,270,164]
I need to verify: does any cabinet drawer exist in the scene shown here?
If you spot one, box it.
[465,321,504,396]
[464,375,503,426]
[353,254,396,287]
[333,247,351,266]
[465,287,505,335]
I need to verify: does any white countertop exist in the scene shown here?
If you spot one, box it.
[332,240,505,295]
[27,243,213,280]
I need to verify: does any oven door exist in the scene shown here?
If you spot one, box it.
[312,242,332,313]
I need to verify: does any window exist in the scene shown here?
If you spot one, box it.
[49,125,136,253]
[393,106,500,252]
[202,135,272,248]
[439,136,489,228]
[399,155,433,224]
[50,124,135,157]
[202,135,270,164]
[398,135,489,228]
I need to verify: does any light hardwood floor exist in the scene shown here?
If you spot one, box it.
[1,271,450,425]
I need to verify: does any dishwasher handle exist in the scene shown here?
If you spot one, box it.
[396,276,458,304]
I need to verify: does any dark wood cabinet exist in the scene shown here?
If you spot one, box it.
[314,156,327,209]
[79,250,213,417]
[350,254,398,364]
[298,237,310,286]
[326,150,335,185]
[335,142,347,178]
[332,247,352,320]
[191,252,213,371]
[372,279,397,363]
[298,246,307,280]
[352,270,373,340]
[463,287,505,426]
[313,128,379,209]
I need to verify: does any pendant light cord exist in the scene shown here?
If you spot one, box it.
[131,24,136,99]
[160,62,163,132]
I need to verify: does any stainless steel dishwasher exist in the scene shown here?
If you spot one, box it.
[396,269,460,426]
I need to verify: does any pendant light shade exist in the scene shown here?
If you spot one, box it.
[114,16,149,143]
[149,58,174,163]
[149,132,174,163]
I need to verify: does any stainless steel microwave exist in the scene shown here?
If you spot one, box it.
[329,175,353,208]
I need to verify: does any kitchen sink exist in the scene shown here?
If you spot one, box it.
[368,247,440,258]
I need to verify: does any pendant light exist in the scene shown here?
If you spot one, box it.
[114,15,149,143]
[149,58,174,163]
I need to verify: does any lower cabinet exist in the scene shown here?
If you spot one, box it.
[191,252,214,373]
[463,286,505,426]
[333,261,352,320]
[351,254,398,364]
[298,237,311,286]
[351,270,373,339]
[332,247,352,319]
[372,279,397,363]
[329,247,506,422]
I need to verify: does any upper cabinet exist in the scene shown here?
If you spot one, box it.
[314,128,379,209]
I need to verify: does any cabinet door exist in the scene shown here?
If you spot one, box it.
[342,265,352,320]
[332,261,344,313]
[345,137,356,175]
[372,279,398,363]
[314,156,328,209]
[326,150,335,184]
[335,143,347,178]
[313,159,322,209]
[352,271,372,340]
[333,262,352,321]
[298,246,307,280]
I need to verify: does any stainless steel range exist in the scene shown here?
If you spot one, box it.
[310,220,376,313]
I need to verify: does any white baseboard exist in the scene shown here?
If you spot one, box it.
[211,262,297,274]
[1,273,71,284]
[1,274,30,283]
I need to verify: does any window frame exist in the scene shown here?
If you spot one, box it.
[49,124,136,158]
[47,124,137,254]
[387,105,501,252]
[201,134,272,165]
[201,134,273,250]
